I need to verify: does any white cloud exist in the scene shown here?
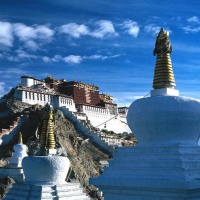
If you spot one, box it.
[144,24,161,35]
[83,54,121,60]
[63,55,82,64]
[187,16,200,23]
[42,54,82,64]
[52,55,62,62]
[0,21,54,51]
[0,50,38,62]
[42,53,120,64]
[15,49,38,59]
[59,23,89,38]
[182,26,200,33]
[0,21,13,47]
[121,20,140,37]
[91,20,118,38]
[42,56,51,62]
[59,20,118,39]
[13,23,54,51]
[24,40,39,51]
[14,23,54,41]
[0,68,26,76]
[182,16,200,33]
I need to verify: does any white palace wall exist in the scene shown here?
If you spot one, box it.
[21,76,44,88]
[14,88,76,112]
[76,105,131,134]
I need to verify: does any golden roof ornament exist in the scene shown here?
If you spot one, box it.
[153,28,176,89]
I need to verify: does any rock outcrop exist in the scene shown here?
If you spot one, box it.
[0,176,15,199]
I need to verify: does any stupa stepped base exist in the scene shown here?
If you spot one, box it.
[90,145,200,200]
[5,182,90,200]
[0,167,24,183]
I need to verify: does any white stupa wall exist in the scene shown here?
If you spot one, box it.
[90,94,200,200]
[150,87,179,97]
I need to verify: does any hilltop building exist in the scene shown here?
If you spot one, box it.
[58,80,100,105]
[14,77,76,112]
[13,75,130,134]
[90,28,200,199]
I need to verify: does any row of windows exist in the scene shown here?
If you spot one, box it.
[25,92,53,102]
[24,91,74,106]
[60,98,73,105]
[84,106,108,113]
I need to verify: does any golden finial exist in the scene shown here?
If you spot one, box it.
[153,28,176,89]
[18,132,23,144]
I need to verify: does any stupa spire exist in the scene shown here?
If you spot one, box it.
[18,132,23,144]
[39,108,56,156]
[153,28,175,89]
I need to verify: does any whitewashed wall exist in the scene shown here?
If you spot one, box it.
[77,104,131,133]
[14,89,76,112]
[21,77,44,88]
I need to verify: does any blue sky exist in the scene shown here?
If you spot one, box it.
[1,1,200,106]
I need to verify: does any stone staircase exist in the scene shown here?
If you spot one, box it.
[0,116,26,146]
[5,182,90,200]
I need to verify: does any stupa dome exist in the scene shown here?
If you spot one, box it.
[22,156,70,185]
[127,96,200,145]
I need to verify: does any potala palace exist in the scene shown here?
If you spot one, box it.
[13,75,130,134]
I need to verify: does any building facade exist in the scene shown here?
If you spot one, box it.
[58,81,100,105]
[13,76,130,134]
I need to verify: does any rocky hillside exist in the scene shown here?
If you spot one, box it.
[0,95,111,199]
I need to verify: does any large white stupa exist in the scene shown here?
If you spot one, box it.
[90,28,200,199]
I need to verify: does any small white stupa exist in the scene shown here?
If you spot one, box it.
[90,28,200,199]
[5,109,90,200]
[0,133,27,183]
[7,133,28,168]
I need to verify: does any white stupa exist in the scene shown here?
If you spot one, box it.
[7,133,28,168]
[5,110,90,200]
[90,28,200,199]
[0,133,27,183]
